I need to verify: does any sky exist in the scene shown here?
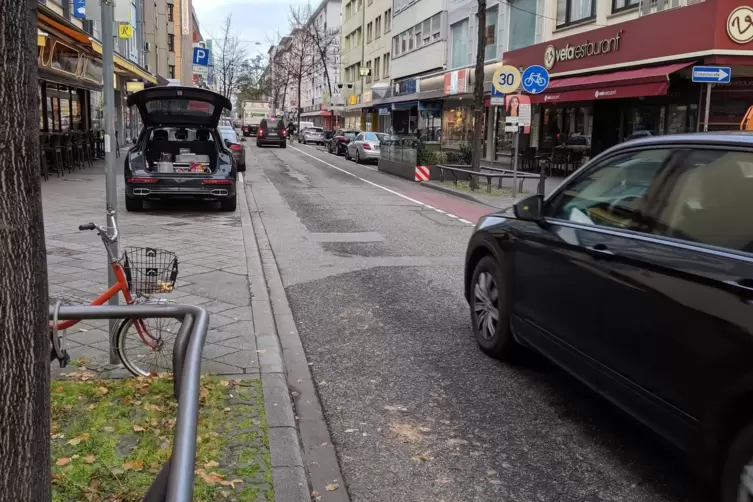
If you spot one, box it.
[192,0,311,59]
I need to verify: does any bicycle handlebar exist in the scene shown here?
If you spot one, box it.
[78,223,96,231]
[78,209,119,244]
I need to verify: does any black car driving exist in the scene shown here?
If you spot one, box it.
[256,118,287,148]
[124,87,237,212]
[464,132,753,501]
[327,129,359,155]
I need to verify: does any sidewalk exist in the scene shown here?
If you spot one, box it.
[44,151,309,500]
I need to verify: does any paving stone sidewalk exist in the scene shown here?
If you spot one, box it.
[43,160,259,378]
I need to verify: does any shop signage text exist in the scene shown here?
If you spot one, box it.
[444,69,468,96]
[394,79,420,95]
[544,31,624,70]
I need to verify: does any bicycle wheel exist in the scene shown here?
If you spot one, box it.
[116,317,181,376]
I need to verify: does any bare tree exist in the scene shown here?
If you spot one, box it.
[471,0,487,185]
[212,14,248,101]
[236,54,271,102]
[0,0,51,499]
[290,5,340,97]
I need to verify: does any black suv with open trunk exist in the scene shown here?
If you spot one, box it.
[124,87,238,212]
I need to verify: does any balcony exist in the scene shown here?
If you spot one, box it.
[639,0,704,16]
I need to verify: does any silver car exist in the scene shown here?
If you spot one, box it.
[300,127,325,145]
[345,132,381,164]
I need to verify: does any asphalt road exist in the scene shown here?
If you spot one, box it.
[244,141,708,502]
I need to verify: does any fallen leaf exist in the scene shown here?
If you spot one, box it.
[84,455,96,464]
[255,349,266,354]
[344,429,358,433]
[325,483,340,491]
[55,386,63,393]
[196,469,225,484]
[55,458,71,466]
[220,380,230,387]
[78,328,89,333]
[111,467,125,475]
[103,426,115,433]
[123,460,144,471]
[133,425,145,432]
[122,396,132,406]
[204,460,220,469]
[224,407,231,412]
[411,452,434,462]
[419,427,432,433]
[391,423,422,443]
[200,388,208,399]
[67,433,90,446]
[97,386,109,395]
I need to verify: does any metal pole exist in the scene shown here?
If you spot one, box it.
[703,82,712,132]
[101,0,120,363]
[512,129,520,198]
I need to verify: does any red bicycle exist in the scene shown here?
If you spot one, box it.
[50,208,181,376]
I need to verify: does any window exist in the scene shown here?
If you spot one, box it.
[652,149,753,253]
[401,32,407,52]
[612,0,639,11]
[408,28,414,50]
[357,27,362,46]
[557,0,595,26]
[510,0,536,50]
[385,9,391,33]
[367,22,373,43]
[365,61,372,83]
[345,2,352,19]
[356,0,362,11]
[167,34,175,52]
[383,52,390,76]
[374,57,380,79]
[375,16,381,38]
[546,149,671,231]
[422,19,431,44]
[450,20,469,68]
[414,23,422,49]
[168,65,175,78]
[431,14,441,40]
[167,3,173,21]
[485,7,498,61]
[393,36,400,55]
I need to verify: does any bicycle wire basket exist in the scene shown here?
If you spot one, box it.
[122,247,179,296]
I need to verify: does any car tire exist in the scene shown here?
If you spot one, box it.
[344,148,350,160]
[125,196,143,212]
[355,150,361,163]
[220,196,237,212]
[238,163,246,172]
[721,423,753,502]
[281,142,287,149]
[469,256,515,360]
[256,141,262,148]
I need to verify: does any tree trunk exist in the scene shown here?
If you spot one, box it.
[471,0,487,189]
[296,73,303,137]
[0,0,51,500]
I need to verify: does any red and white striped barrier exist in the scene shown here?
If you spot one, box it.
[414,165,430,182]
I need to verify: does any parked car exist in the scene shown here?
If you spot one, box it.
[327,129,360,156]
[256,118,287,148]
[123,86,237,212]
[300,127,326,145]
[218,125,246,171]
[346,132,381,163]
[562,134,591,153]
[464,132,753,501]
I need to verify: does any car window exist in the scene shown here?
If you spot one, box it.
[354,133,364,141]
[567,136,587,146]
[651,149,753,254]
[364,133,378,141]
[345,131,359,138]
[546,149,672,231]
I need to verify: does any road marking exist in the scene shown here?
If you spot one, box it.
[290,145,474,225]
[458,219,472,225]
[299,144,377,171]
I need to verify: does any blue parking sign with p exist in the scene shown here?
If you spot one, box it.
[521,65,550,94]
[193,48,209,66]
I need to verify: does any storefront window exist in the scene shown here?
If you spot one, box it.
[72,91,82,130]
[59,85,71,132]
[90,91,103,130]
[624,104,663,141]
[442,102,474,149]
[83,57,103,84]
[50,42,80,75]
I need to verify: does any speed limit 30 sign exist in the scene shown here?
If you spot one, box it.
[493,65,521,94]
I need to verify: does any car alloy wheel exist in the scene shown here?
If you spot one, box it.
[738,462,753,502]
[473,271,499,341]
[355,150,360,163]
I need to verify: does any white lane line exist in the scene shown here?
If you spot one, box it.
[299,143,378,171]
[458,218,472,224]
[290,145,475,226]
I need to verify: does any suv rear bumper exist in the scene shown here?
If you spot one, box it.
[126,181,236,200]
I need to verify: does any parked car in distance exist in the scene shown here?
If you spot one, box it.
[562,134,591,153]
[300,127,326,145]
[124,86,237,212]
[218,126,245,171]
[464,132,753,501]
[327,129,360,156]
[346,132,381,163]
[256,118,287,148]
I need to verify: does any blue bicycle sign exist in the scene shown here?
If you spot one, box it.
[521,65,550,94]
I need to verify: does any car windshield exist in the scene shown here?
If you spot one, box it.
[219,129,237,142]
[364,133,378,141]
[344,131,359,138]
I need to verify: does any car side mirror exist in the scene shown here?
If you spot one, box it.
[513,194,544,221]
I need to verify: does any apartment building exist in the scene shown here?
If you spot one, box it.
[300,0,343,129]
[142,0,176,82]
[172,0,202,86]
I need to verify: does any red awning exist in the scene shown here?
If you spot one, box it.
[531,62,692,105]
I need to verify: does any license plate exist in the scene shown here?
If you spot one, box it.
[269,132,277,136]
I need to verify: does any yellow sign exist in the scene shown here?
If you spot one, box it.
[118,24,133,39]
[493,65,521,94]
[126,81,145,93]
[348,95,358,105]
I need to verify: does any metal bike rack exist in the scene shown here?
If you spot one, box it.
[49,304,209,502]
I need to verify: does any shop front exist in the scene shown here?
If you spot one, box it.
[501,0,753,157]
[301,105,334,129]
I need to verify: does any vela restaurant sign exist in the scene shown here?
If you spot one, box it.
[544,30,624,70]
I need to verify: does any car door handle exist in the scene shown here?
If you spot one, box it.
[585,243,615,256]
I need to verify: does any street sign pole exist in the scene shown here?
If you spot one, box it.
[703,83,712,132]
[512,88,522,199]
[101,0,119,362]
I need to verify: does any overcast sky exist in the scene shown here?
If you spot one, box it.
[193,0,311,58]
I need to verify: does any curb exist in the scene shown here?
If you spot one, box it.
[238,178,309,501]
[239,165,350,501]
[419,180,513,210]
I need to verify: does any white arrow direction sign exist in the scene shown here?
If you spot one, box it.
[692,66,732,83]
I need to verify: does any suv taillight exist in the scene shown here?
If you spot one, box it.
[258,129,264,137]
[282,129,287,137]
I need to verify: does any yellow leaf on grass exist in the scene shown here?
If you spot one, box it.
[84,455,96,464]
[200,388,209,399]
[220,380,230,387]
[123,460,144,471]
[67,433,89,446]
[55,386,63,393]
[325,483,340,491]
[55,458,71,466]
[97,386,109,395]
[196,469,225,485]
[133,425,145,432]
[204,460,219,469]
